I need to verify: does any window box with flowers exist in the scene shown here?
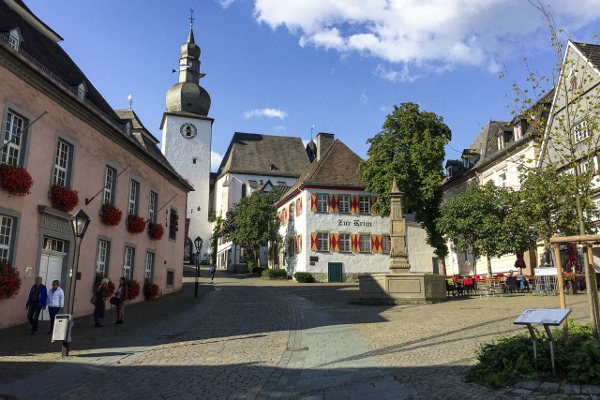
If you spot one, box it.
[50,184,79,213]
[143,279,160,300]
[0,260,22,299]
[93,273,116,298]
[148,222,164,240]
[126,214,146,234]
[0,164,33,196]
[101,203,123,226]
[127,279,141,300]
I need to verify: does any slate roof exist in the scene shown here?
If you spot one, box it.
[280,140,366,203]
[216,132,310,179]
[573,41,600,68]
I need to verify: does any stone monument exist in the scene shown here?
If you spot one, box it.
[358,179,447,303]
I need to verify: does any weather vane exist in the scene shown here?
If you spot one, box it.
[189,9,195,28]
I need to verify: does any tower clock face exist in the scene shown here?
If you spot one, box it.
[180,123,197,139]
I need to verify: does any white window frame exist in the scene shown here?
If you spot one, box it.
[295,198,301,216]
[359,234,371,253]
[148,191,158,223]
[52,139,70,186]
[339,233,350,253]
[339,195,350,213]
[103,166,116,205]
[2,111,25,166]
[359,196,371,214]
[498,172,506,187]
[96,240,109,275]
[317,233,329,251]
[145,251,155,282]
[0,215,14,262]
[123,246,135,280]
[128,179,139,215]
[514,124,523,140]
[497,136,505,150]
[8,30,19,51]
[382,235,391,254]
[317,194,328,213]
[580,160,592,175]
[574,120,590,143]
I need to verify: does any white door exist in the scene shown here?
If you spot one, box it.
[39,250,66,321]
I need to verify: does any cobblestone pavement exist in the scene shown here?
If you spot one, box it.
[0,273,597,399]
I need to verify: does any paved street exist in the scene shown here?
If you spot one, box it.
[0,271,594,399]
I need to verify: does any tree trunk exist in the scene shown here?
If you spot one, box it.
[487,255,493,289]
[439,256,447,276]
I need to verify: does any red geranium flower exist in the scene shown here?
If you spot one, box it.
[126,279,141,300]
[0,260,22,299]
[0,164,33,196]
[148,222,164,240]
[143,279,160,300]
[127,214,146,234]
[101,203,123,226]
[50,184,79,213]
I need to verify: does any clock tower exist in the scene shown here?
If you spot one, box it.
[161,16,213,258]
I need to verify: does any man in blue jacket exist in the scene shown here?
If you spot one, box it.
[26,277,47,334]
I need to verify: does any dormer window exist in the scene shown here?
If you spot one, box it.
[514,123,523,140]
[497,136,505,150]
[77,82,87,100]
[446,166,453,177]
[125,121,132,136]
[8,29,20,51]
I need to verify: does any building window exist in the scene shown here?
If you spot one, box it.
[77,82,86,100]
[461,252,469,262]
[52,139,72,187]
[8,30,19,51]
[103,166,116,205]
[575,120,589,143]
[359,196,371,214]
[498,173,506,187]
[382,235,391,254]
[166,269,174,286]
[339,195,350,213]
[339,233,351,252]
[128,179,140,215]
[96,240,110,275]
[0,215,14,262]
[580,160,592,175]
[497,136,505,150]
[317,233,328,251]
[43,238,65,252]
[317,194,328,213]
[359,234,371,253]
[295,198,301,216]
[2,111,25,166]
[514,123,523,140]
[241,184,247,198]
[123,246,135,280]
[145,252,155,282]
[148,191,158,223]
[169,208,178,240]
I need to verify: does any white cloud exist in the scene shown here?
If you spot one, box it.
[211,151,223,172]
[252,0,600,78]
[214,0,235,9]
[273,125,286,131]
[243,108,288,120]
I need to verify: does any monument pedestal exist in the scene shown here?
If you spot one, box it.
[358,273,447,304]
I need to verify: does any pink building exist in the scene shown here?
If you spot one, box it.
[0,0,193,329]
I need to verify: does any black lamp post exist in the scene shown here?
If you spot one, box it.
[194,236,203,298]
[64,209,90,356]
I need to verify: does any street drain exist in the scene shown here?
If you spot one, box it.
[287,347,309,351]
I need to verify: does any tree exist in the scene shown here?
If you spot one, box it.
[215,191,281,265]
[438,181,536,280]
[358,102,451,268]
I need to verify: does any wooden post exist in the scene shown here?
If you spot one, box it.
[586,244,600,339]
[551,243,569,342]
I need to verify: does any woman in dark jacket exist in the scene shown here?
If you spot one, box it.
[94,278,108,327]
[115,277,128,325]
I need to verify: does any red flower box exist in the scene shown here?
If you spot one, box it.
[101,203,123,226]
[0,164,33,196]
[143,280,160,300]
[148,222,164,240]
[127,214,146,234]
[127,279,141,300]
[50,184,79,213]
[93,273,115,297]
[0,260,22,299]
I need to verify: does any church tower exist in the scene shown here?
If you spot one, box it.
[161,13,213,258]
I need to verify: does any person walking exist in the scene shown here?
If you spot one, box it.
[209,265,216,283]
[114,277,128,325]
[94,278,109,327]
[26,277,47,334]
[46,280,64,334]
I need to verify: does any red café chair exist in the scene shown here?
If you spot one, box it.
[462,277,475,295]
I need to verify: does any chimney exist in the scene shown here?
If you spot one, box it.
[316,132,334,161]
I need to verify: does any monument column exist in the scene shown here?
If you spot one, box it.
[389,179,410,273]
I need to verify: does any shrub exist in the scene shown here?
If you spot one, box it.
[143,280,160,300]
[261,268,289,280]
[50,184,79,212]
[0,260,22,299]
[148,222,164,240]
[126,279,141,300]
[294,272,315,283]
[126,214,146,234]
[101,203,123,226]
[0,164,33,195]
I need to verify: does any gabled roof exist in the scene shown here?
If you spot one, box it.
[216,132,310,179]
[280,140,366,204]
[573,42,600,68]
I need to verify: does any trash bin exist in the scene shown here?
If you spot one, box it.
[51,314,74,343]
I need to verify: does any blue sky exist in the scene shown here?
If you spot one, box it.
[24,0,600,171]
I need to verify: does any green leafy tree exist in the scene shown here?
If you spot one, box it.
[358,102,451,268]
[438,181,536,280]
[216,191,281,265]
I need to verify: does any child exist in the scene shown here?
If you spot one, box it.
[209,265,216,283]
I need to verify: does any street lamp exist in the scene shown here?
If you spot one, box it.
[64,209,90,356]
[194,236,203,298]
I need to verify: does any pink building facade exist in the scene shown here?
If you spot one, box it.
[0,0,192,329]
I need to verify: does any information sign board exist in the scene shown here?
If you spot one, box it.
[514,308,570,325]
[534,268,558,276]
